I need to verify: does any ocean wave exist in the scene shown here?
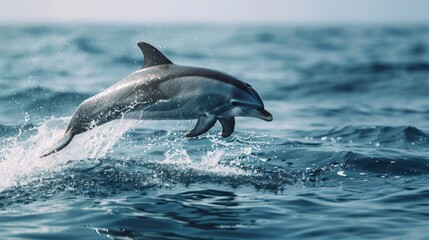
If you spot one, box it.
[21,25,71,36]
[295,126,429,177]
[0,123,35,137]
[340,150,429,175]
[112,55,141,66]
[72,37,105,54]
[316,125,428,147]
[348,62,429,74]
[300,61,429,77]
[0,86,91,117]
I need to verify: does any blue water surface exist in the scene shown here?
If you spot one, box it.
[1,24,429,239]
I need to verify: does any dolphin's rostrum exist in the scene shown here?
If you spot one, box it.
[41,42,272,157]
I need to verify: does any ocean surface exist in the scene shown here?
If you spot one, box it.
[1,24,429,239]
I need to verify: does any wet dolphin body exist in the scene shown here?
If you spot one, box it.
[41,42,272,157]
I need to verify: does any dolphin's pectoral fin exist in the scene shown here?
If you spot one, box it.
[40,130,75,158]
[138,42,173,69]
[186,115,217,137]
[218,117,235,138]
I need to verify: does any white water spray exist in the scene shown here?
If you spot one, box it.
[0,117,137,192]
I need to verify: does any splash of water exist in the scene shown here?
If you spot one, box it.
[0,117,266,193]
[162,147,251,176]
[158,132,255,176]
[0,117,137,192]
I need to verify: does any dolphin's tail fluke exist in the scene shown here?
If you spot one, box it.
[40,131,74,158]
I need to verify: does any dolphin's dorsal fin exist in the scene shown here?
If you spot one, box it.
[138,42,172,68]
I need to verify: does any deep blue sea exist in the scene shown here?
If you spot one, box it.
[1,24,429,239]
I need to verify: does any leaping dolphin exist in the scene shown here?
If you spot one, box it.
[41,42,272,157]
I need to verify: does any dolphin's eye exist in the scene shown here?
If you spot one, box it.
[245,83,252,88]
[230,100,239,106]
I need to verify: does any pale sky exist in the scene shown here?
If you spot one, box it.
[0,0,428,24]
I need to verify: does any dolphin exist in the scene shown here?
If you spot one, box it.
[41,42,272,157]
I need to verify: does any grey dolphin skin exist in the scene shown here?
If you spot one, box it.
[41,42,273,157]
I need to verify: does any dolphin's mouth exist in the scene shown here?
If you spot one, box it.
[255,108,273,121]
[243,107,273,122]
[258,108,273,121]
[229,100,273,121]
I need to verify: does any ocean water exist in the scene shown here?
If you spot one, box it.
[1,24,429,239]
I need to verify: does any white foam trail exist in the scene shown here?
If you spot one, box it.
[0,117,137,192]
[162,148,250,176]
[0,117,261,192]
[159,133,253,176]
